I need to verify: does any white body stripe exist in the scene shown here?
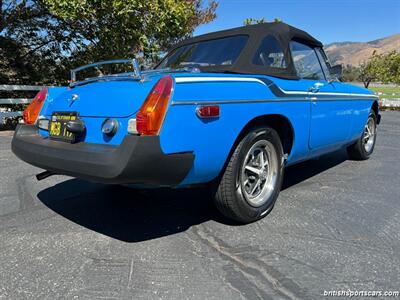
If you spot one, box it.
[174,76,378,99]
[277,87,378,99]
[174,77,265,85]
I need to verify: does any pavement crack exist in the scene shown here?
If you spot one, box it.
[191,225,304,300]
[127,257,134,289]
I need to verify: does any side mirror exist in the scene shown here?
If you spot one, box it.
[330,64,343,81]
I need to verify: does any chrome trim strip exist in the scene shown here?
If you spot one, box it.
[277,87,379,99]
[323,93,378,99]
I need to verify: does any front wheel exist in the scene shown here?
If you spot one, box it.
[214,126,284,223]
[347,111,377,160]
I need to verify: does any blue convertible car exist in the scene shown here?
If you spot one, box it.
[12,22,380,223]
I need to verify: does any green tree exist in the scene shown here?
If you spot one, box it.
[358,51,383,88]
[358,50,400,88]
[244,17,266,25]
[0,0,78,84]
[341,64,359,82]
[378,51,400,85]
[244,17,281,26]
[0,0,217,85]
[43,0,218,70]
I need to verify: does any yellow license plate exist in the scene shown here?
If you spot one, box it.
[49,112,78,142]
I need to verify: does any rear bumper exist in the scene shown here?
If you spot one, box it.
[11,125,194,186]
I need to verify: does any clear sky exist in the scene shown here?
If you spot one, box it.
[194,0,400,44]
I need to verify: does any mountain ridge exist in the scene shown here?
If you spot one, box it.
[324,33,400,66]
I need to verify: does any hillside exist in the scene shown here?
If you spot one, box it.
[325,33,400,66]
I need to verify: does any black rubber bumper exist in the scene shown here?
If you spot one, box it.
[11,125,194,186]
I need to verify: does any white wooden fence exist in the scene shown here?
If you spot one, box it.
[0,85,44,124]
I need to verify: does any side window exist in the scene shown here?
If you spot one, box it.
[253,35,287,68]
[289,40,325,80]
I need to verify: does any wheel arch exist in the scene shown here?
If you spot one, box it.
[238,114,295,156]
[371,100,381,124]
[211,113,294,185]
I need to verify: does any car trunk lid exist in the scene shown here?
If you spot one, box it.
[43,76,162,118]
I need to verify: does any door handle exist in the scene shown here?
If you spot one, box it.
[308,82,324,93]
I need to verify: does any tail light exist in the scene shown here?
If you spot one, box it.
[196,105,220,118]
[23,88,48,125]
[136,76,173,135]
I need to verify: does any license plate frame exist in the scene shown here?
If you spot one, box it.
[49,112,79,143]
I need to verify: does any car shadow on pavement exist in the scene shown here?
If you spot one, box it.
[282,148,348,190]
[37,149,348,243]
[38,181,223,242]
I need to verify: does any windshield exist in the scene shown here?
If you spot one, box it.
[157,35,249,69]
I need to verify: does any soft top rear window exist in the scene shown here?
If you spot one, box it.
[157,35,248,69]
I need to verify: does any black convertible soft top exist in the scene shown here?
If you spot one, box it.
[167,22,323,80]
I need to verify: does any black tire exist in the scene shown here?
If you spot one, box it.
[214,126,284,223]
[347,111,377,160]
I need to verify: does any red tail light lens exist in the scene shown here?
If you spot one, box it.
[23,88,48,125]
[136,76,173,135]
[196,105,220,118]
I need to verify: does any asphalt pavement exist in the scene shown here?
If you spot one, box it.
[0,111,399,299]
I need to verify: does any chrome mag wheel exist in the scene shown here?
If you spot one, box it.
[363,116,376,153]
[240,140,279,207]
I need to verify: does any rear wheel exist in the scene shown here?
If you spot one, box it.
[347,111,377,160]
[214,126,284,223]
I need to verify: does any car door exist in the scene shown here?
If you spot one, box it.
[290,41,352,150]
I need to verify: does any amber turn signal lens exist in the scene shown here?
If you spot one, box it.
[136,76,173,135]
[23,88,48,125]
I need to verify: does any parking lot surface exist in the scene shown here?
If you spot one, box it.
[0,111,399,299]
